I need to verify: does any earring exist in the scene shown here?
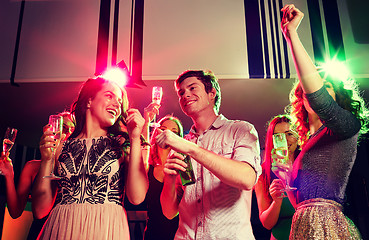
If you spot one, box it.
[87,98,92,108]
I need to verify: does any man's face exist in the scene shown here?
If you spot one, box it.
[176,77,215,117]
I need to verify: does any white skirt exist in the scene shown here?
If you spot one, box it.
[37,203,130,240]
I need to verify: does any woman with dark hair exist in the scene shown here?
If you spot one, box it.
[254,115,299,239]
[32,77,148,239]
[143,115,183,240]
[281,4,369,239]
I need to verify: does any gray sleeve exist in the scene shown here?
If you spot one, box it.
[305,86,361,139]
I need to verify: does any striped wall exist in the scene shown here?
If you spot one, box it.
[0,0,368,84]
[141,0,369,79]
[244,0,291,78]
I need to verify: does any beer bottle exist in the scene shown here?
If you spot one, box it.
[179,154,196,186]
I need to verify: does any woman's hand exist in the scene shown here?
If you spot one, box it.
[281,4,304,40]
[144,102,160,124]
[126,108,145,139]
[39,124,58,162]
[156,129,197,155]
[269,179,285,202]
[0,153,14,179]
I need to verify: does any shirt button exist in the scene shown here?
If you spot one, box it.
[198,221,202,227]
[197,199,201,203]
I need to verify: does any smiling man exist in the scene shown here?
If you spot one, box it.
[157,70,262,239]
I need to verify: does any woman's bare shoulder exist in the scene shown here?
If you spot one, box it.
[22,160,41,174]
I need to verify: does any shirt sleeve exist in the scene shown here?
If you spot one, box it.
[305,86,361,139]
[232,121,262,183]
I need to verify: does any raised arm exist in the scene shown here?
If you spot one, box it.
[142,102,160,171]
[31,125,59,219]
[125,109,149,205]
[142,102,160,141]
[281,4,324,93]
[0,153,18,218]
[0,157,40,219]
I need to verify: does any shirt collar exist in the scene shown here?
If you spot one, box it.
[189,114,227,136]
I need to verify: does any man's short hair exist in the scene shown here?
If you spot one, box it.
[175,70,221,114]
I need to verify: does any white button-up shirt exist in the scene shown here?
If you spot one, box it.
[174,115,262,240]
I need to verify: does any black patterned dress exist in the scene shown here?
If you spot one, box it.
[38,135,130,240]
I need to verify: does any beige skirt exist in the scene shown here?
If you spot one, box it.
[37,203,130,240]
[289,198,361,240]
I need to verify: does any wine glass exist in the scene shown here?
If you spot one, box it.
[2,127,18,156]
[43,115,63,179]
[271,133,297,191]
[149,86,163,128]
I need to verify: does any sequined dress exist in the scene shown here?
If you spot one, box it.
[37,136,130,240]
[290,86,362,239]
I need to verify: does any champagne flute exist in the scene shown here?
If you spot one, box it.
[43,115,63,179]
[2,127,18,156]
[149,86,163,128]
[272,133,297,191]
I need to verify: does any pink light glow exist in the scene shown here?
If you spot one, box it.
[101,68,128,88]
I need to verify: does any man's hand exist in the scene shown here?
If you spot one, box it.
[163,151,187,176]
[156,129,197,155]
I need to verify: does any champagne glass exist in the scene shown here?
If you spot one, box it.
[43,115,63,179]
[272,133,296,191]
[2,127,18,156]
[149,86,163,128]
